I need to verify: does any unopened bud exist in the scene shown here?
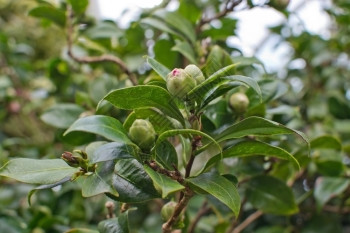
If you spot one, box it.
[129,119,156,150]
[166,68,196,99]
[229,93,250,114]
[184,64,205,84]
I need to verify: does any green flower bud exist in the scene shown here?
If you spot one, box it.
[184,64,205,84]
[161,201,176,222]
[166,68,196,99]
[161,201,185,228]
[129,119,156,150]
[61,151,81,168]
[229,93,250,114]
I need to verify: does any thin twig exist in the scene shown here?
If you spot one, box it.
[66,6,137,85]
[162,188,194,233]
[146,160,184,184]
[231,210,263,233]
[188,201,210,233]
[196,0,243,32]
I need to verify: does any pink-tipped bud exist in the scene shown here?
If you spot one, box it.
[166,68,196,99]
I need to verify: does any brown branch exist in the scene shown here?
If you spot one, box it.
[231,210,263,233]
[146,160,184,184]
[323,205,350,214]
[196,0,243,32]
[162,188,194,233]
[185,135,202,178]
[66,6,138,85]
[188,201,210,233]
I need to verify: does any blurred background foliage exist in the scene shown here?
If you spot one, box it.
[1,0,350,232]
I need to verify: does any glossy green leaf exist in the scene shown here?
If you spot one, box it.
[146,56,171,81]
[314,177,350,210]
[203,45,234,77]
[246,175,298,215]
[98,212,129,233]
[29,6,66,27]
[79,160,118,198]
[301,214,342,233]
[68,0,89,14]
[0,159,78,185]
[311,135,342,151]
[64,115,131,143]
[123,108,175,134]
[41,103,85,129]
[144,165,185,198]
[316,160,344,177]
[154,140,178,170]
[156,129,222,160]
[199,75,261,110]
[202,141,300,173]
[188,63,238,103]
[141,18,185,41]
[85,21,122,39]
[153,9,196,44]
[172,40,197,64]
[216,116,309,145]
[101,86,184,126]
[91,142,138,163]
[111,159,160,203]
[201,18,237,40]
[187,173,240,216]
[233,56,267,73]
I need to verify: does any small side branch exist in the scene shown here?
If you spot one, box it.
[196,0,243,31]
[66,6,137,85]
[146,160,184,184]
[231,210,263,233]
[162,188,194,233]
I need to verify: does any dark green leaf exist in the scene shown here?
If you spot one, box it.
[187,173,240,216]
[141,18,185,41]
[146,56,171,81]
[199,75,261,110]
[0,159,78,185]
[98,212,129,233]
[156,129,222,161]
[311,135,342,151]
[29,6,66,27]
[154,140,178,170]
[202,141,300,173]
[216,116,309,146]
[171,40,197,64]
[64,115,131,143]
[314,177,350,210]
[111,159,160,202]
[153,9,196,44]
[68,0,89,14]
[188,63,238,103]
[316,160,344,177]
[154,40,180,69]
[91,142,138,163]
[41,104,85,129]
[79,160,118,197]
[101,86,184,126]
[246,175,298,215]
[144,165,185,198]
[202,45,234,77]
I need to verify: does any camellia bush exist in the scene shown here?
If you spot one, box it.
[1,0,350,233]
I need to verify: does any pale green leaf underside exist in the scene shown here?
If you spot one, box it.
[0,158,78,185]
